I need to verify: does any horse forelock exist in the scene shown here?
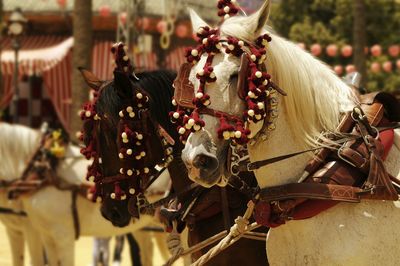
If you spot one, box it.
[0,123,41,180]
[220,17,358,147]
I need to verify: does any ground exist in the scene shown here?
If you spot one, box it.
[0,222,185,266]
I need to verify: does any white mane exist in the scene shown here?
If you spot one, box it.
[0,123,41,180]
[220,15,359,146]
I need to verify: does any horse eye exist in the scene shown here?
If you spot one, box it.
[229,73,238,80]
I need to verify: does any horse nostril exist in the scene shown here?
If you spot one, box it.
[111,209,122,221]
[193,154,218,171]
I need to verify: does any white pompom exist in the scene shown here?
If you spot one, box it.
[121,132,128,139]
[179,127,186,135]
[196,92,204,99]
[123,56,129,61]
[202,38,208,45]
[247,109,255,116]
[204,100,210,106]
[224,14,230,19]
[263,80,268,86]
[129,112,135,118]
[136,93,143,99]
[198,69,205,76]
[127,106,133,113]
[137,134,143,140]
[144,167,150,174]
[223,131,231,140]
[127,169,133,176]
[257,102,265,109]
[126,149,132,155]
[172,99,177,106]
[121,194,127,200]
[255,71,262,78]
[140,151,146,157]
[255,114,262,120]
[238,40,244,46]
[188,118,195,126]
[234,131,242,138]
[122,138,129,143]
[118,153,124,159]
[228,44,235,51]
[129,188,135,195]
[120,168,124,174]
[185,123,192,129]
[250,54,257,61]
[173,112,180,119]
[193,124,201,131]
[191,49,199,56]
[88,175,95,182]
[248,91,256,98]
[119,111,124,117]
[85,111,91,117]
[224,6,230,13]
[210,72,216,78]
[110,193,116,199]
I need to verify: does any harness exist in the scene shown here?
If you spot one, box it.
[0,130,88,239]
[170,0,400,230]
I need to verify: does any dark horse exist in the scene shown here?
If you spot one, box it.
[79,44,267,265]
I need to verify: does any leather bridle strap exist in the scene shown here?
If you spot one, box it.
[0,207,27,216]
[235,123,400,173]
[197,107,243,123]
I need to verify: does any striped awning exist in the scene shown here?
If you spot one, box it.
[1,35,185,130]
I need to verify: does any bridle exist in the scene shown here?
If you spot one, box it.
[170,26,287,178]
[80,43,175,207]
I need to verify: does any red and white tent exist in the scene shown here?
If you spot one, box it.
[1,36,186,130]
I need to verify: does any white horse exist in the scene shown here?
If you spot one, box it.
[0,122,165,266]
[182,1,400,265]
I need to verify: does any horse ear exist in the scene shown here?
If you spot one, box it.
[78,67,103,91]
[248,0,271,35]
[114,71,133,98]
[189,8,210,33]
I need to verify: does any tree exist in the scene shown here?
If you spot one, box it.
[353,0,367,86]
[269,0,400,92]
[70,0,92,140]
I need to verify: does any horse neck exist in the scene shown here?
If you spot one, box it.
[248,101,312,188]
[0,123,41,181]
[56,143,90,186]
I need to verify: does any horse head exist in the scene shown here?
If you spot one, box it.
[181,0,356,189]
[181,1,273,187]
[79,44,178,227]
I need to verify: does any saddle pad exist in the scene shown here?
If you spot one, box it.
[255,129,396,228]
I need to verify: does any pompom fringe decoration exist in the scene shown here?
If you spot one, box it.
[173,8,275,145]
[80,42,175,203]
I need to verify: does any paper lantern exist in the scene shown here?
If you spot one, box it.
[119,12,127,25]
[334,65,343,75]
[157,20,167,33]
[388,45,400,57]
[175,24,188,38]
[345,64,356,73]
[99,5,111,17]
[382,61,392,72]
[297,43,306,50]
[341,45,352,57]
[326,44,338,57]
[370,62,381,73]
[310,43,322,56]
[57,0,66,8]
[370,45,382,57]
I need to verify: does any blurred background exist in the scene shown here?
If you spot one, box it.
[0,0,399,265]
[0,0,399,138]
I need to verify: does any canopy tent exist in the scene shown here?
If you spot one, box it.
[1,36,185,130]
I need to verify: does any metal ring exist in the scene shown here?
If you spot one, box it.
[160,34,170,50]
